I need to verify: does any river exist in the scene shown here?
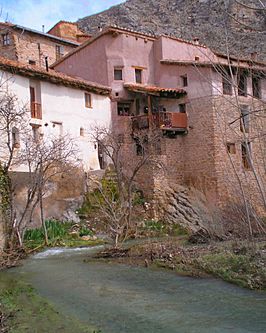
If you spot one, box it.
[6,247,266,333]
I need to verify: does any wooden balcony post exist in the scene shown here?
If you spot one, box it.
[147,94,152,130]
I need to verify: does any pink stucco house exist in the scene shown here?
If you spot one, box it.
[52,26,266,218]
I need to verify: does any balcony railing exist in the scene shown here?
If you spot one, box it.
[131,112,188,132]
[31,102,42,119]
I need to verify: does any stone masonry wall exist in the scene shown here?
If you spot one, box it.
[0,206,4,250]
[212,95,266,216]
[13,31,75,68]
[0,26,18,61]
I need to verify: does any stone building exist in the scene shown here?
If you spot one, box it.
[0,22,80,69]
[47,21,91,44]
[52,26,266,217]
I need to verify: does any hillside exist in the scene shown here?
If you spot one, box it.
[77,0,266,61]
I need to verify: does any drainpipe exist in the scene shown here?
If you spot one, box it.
[45,56,49,72]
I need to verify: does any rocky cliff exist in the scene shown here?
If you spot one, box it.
[78,0,266,61]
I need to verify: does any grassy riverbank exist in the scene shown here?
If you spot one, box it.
[0,274,100,333]
[96,237,266,290]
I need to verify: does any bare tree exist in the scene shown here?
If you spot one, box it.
[11,133,78,247]
[0,91,29,248]
[87,125,162,247]
[0,89,78,248]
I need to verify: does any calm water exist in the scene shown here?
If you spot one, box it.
[8,247,266,333]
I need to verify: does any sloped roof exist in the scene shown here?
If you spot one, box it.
[0,56,111,95]
[0,22,80,46]
[124,83,186,98]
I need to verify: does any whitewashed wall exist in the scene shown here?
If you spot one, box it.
[0,70,111,172]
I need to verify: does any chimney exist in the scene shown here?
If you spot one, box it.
[42,25,45,33]
[45,56,49,72]
[193,37,199,45]
[250,52,258,61]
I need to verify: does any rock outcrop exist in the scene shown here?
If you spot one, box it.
[156,184,223,238]
[78,0,266,61]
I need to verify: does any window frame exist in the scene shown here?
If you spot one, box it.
[55,45,64,61]
[84,92,92,108]
[11,127,20,148]
[135,68,142,84]
[241,141,252,170]
[2,33,10,46]
[226,142,236,154]
[114,68,123,81]
[221,66,233,95]
[238,70,248,97]
[252,74,261,99]
[179,103,186,113]
[240,105,250,133]
[180,75,188,87]
[117,102,131,116]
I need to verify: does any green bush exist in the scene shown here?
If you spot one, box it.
[79,227,93,237]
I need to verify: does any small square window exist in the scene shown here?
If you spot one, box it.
[181,75,188,87]
[2,33,10,46]
[226,143,236,154]
[114,68,123,80]
[135,69,142,83]
[179,104,186,113]
[85,93,92,108]
[29,60,36,65]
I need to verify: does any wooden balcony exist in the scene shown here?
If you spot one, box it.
[131,112,188,133]
[31,102,42,119]
[158,112,188,132]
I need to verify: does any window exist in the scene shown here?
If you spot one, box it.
[240,105,249,133]
[117,102,131,116]
[114,68,123,80]
[179,104,186,113]
[134,136,148,156]
[135,69,142,84]
[85,93,92,108]
[12,127,20,148]
[30,86,42,119]
[222,68,232,95]
[238,70,247,96]
[242,142,251,170]
[252,74,261,99]
[55,45,64,60]
[180,75,188,87]
[226,143,236,154]
[2,33,10,46]
[31,124,42,142]
[29,60,36,65]
[80,127,85,137]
